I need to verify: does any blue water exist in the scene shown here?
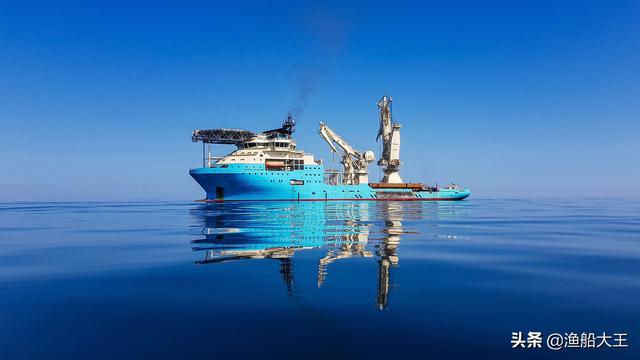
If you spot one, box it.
[1,199,638,359]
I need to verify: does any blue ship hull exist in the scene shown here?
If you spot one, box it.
[190,164,470,201]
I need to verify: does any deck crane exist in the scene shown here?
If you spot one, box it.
[318,122,375,185]
[376,95,403,183]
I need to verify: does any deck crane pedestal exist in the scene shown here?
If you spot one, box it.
[318,122,375,185]
[376,95,403,184]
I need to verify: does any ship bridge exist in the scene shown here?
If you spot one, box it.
[192,114,299,167]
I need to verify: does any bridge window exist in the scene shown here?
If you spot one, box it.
[265,159,304,171]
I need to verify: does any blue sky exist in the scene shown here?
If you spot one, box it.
[1,0,638,201]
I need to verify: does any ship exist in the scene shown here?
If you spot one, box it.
[189,95,470,202]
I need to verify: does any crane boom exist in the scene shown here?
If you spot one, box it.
[318,122,375,185]
[319,122,360,158]
[376,95,403,183]
[376,95,392,142]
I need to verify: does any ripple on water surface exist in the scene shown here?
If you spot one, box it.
[0,199,638,359]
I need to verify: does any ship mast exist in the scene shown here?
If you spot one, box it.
[376,95,403,183]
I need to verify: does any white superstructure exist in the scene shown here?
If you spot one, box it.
[216,135,318,168]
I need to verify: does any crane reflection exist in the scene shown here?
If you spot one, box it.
[189,201,458,309]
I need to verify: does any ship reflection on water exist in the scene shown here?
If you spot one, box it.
[189,201,465,309]
[2,200,637,359]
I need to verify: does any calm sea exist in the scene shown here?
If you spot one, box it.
[1,199,638,359]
